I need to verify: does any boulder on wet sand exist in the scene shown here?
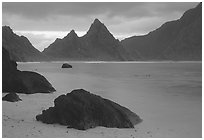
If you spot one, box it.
[2,47,56,94]
[61,63,72,68]
[2,93,22,102]
[36,89,142,130]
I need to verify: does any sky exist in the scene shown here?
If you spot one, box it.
[2,2,199,51]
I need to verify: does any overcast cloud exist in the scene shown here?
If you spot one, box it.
[2,2,198,51]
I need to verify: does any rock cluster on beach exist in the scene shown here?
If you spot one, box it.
[36,89,142,130]
[2,93,22,102]
[2,47,56,94]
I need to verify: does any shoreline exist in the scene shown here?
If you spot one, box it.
[17,61,202,64]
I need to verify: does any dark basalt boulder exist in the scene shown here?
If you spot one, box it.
[2,47,56,94]
[61,63,72,68]
[36,89,142,130]
[5,71,56,94]
[2,92,22,102]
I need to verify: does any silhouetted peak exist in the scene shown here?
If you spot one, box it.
[3,26,30,44]
[64,29,78,39]
[196,2,202,9]
[3,25,12,30]
[93,18,102,24]
[69,30,77,36]
[2,26,13,34]
[86,18,111,37]
[91,18,104,28]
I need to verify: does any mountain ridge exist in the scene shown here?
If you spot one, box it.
[2,26,48,62]
[2,3,201,62]
[42,18,138,61]
[121,2,202,61]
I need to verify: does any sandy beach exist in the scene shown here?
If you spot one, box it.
[2,62,202,138]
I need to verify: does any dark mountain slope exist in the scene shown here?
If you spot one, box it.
[42,30,85,60]
[121,3,202,60]
[2,26,48,62]
[43,19,138,61]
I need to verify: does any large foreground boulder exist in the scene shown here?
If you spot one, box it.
[36,89,142,130]
[2,92,22,102]
[2,47,56,94]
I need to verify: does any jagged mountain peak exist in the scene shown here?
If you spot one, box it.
[3,26,14,35]
[3,25,12,30]
[2,26,47,62]
[93,18,103,25]
[3,26,29,41]
[69,29,77,36]
[85,18,110,36]
[83,18,117,42]
[42,18,134,61]
[63,29,78,40]
[91,18,105,29]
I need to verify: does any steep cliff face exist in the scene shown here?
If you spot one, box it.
[2,26,48,62]
[160,3,202,60]
[121,3,202,60]
[43,19,138,61]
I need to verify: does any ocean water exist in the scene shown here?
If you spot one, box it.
[17,62,202,137]
[17,62,202,96]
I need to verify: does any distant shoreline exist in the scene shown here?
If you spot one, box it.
[17,61,202,64]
